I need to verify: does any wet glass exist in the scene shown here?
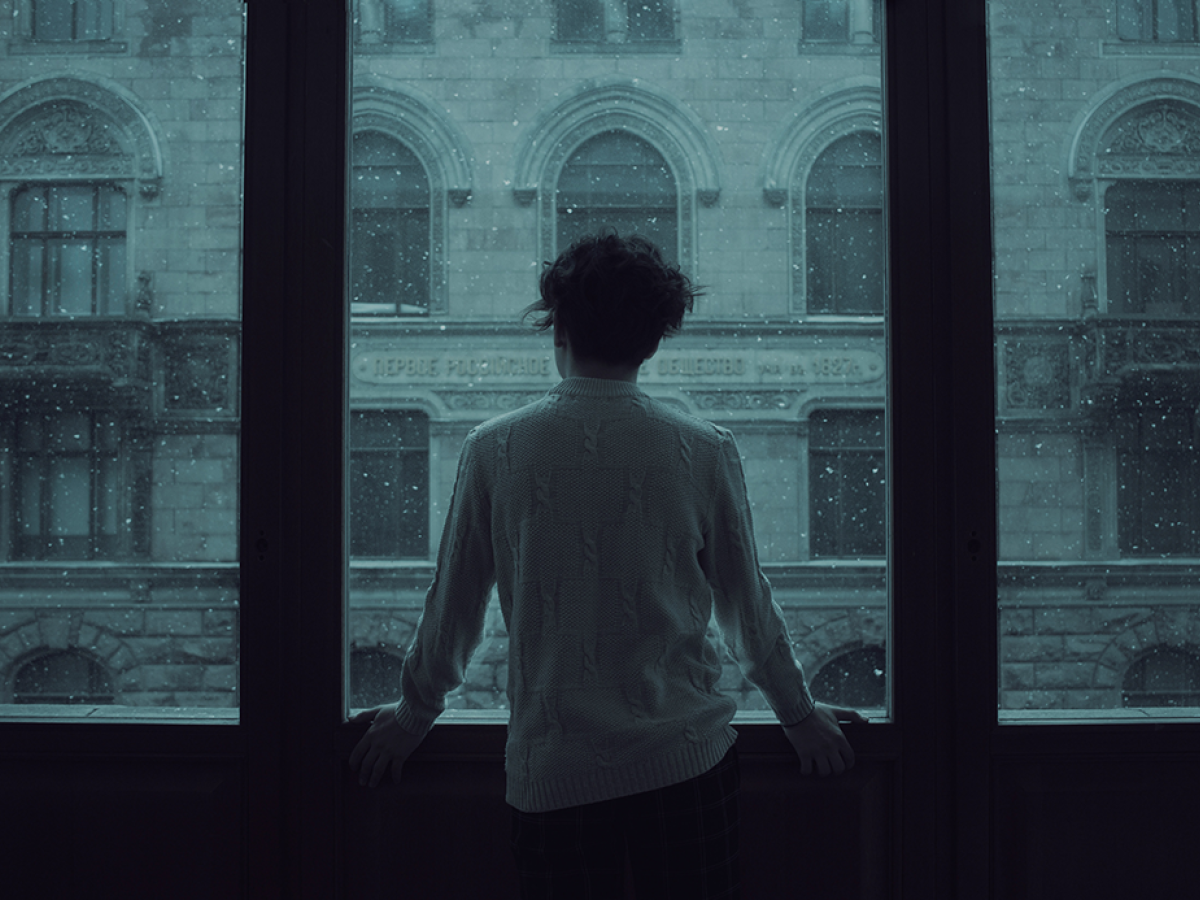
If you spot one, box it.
[0,1,244,715]
[989,0,1200,717]
[346,0,889,719]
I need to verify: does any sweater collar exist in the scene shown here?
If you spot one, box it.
[550,376,647,399]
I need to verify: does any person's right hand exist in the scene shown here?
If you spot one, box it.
[781,703,866,776]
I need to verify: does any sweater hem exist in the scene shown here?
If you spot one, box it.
[505,727,737,813]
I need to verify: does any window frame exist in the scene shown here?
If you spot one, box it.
[0,3,1196,899]
[5,409,136,561]
[9,182,129,318]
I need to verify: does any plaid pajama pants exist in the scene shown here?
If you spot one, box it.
[510,745,741,900]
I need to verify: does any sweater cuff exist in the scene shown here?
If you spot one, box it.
[393,699,437,738]
[775,687,817,728]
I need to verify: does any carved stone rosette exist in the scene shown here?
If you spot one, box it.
[1002,340,1071,411]
[686,390,800,411]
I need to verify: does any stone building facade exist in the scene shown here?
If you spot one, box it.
[1,0,1197,714]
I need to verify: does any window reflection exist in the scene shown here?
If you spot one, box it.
[11,184,127,317]
[347,0,887,718]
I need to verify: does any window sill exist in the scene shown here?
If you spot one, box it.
[1000,707,1200,724]
[353,41,434,56]
[550,40,681,55]
[0,704,238,723]
[7,40,128,56]
[1101,40,1200,57]
[797,42,881,56]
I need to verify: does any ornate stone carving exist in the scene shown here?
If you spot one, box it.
[762,187,787,207]
[135,272,154,315]
[1070,79,1200,198]
[437,391,544,411]
[685,390,800,411]
[19,105,120,154]
[1104,104,1200,157]
[0,328,145,381]
[1003,340,1071,410]
[164,335,233,410]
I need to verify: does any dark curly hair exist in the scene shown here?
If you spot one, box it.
[526,232,700,366]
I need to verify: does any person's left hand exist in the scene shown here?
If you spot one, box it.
[348,704,425,788]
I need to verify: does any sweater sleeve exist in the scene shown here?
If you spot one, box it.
[393,427,497,737]
[699,428,816,727]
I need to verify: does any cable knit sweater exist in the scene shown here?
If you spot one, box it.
[394,376,815,813]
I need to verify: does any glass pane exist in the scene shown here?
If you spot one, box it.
[348,2,888,726]
[11,240,45,316]
[33,0,73,41]
[17,459,42,536]
[52,241,93,315]
[48,457,91,536]
[96,237,126,315]
[13,187,48,231]
[49,186,95,233]
[627,0,674,42]
[556,0,604,42]
[990,2,1200,717]
[804,0,848,42]
[1,1,245,715]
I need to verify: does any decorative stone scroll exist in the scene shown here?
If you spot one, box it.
[1002,340,1071,411]
[686,391,801,411]
[1098,103,1200,179]
[0,326,148,382]
[436,391,546,411]
[1068,76,1200,200]
[0,76,165,196]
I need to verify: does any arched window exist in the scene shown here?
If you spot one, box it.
[812,645,886,708]
[349,647,405,708]
[555,131,677,260]
[1122,645,1200,707]
[803,131,884,314]
[13,649,114,704]
[1116,0,1198,42]
[350,131,431,316]
[349,410,429,558]
[1105,181,1200,315]
[11,183,127,317]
